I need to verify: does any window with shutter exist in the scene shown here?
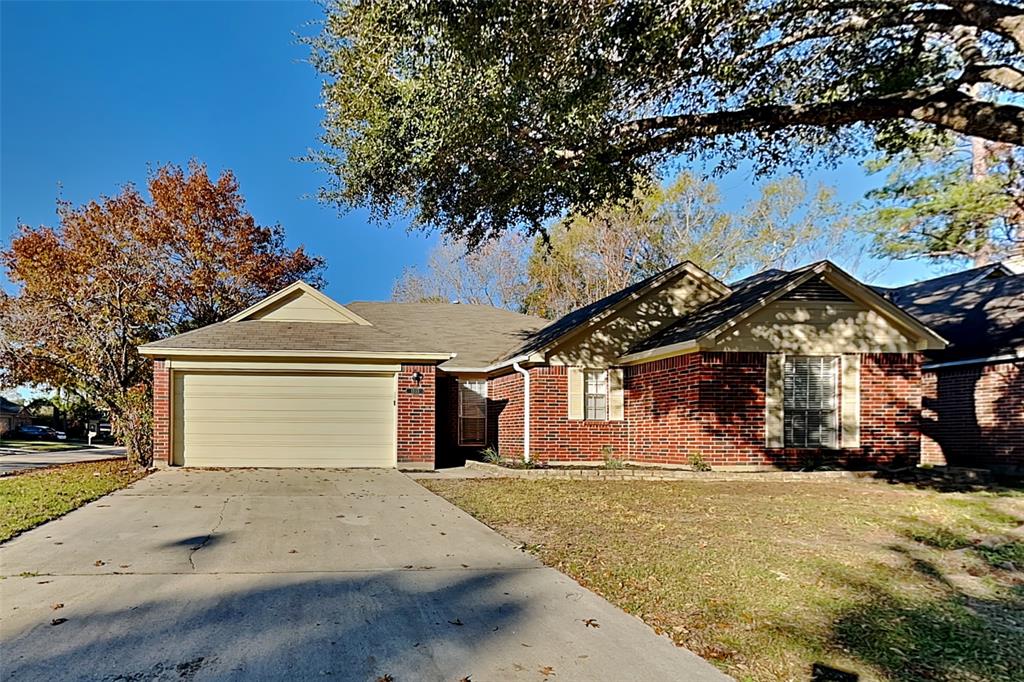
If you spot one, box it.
[783,356,838,448]
[458,379,487,445]
[584,370,608,421]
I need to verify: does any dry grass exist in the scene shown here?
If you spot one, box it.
[423,478,1024,682]
[0,460,147,542]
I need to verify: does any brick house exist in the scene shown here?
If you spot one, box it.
[882,264,1024,474]
[140,260,949,470]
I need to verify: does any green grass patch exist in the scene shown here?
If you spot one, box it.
[0,460,147,542]
[0,439,94,452]
[423,478,1024,682]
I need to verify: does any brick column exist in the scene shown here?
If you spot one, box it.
[397,364,436,469]
[152,359,171,465]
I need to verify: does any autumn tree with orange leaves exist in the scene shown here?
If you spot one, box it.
[0,162,324,466]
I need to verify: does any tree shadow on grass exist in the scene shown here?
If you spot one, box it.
[824,543,1024,682]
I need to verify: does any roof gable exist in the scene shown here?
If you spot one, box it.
[622,262,946,363]
[226,281,372,325]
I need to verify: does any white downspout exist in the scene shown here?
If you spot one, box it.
[512,362,530,463]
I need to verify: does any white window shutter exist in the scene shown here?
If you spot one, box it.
[567,367,584,420]
[609,368,625,421]
[765,354,785,448]
[840,354,861,448]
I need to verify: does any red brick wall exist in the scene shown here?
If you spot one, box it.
[922,360,1023,472]
[623,351,922,468]
[489,371,525,458]
[152,359,170,464]
[397,364,436,467]
[856,353,921,468]
[529,366,628,462]
[488,367,628,462]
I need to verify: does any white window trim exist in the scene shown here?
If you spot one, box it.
[583,369,609,421]
[783,355,840,449]
[458,378,488,446]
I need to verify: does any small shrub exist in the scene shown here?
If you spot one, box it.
[689,452,712,472]
[602,444,625,469]
[479,446,501,464]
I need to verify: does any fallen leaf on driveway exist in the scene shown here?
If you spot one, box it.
[51,618,68,626]
[376,675,394,682]
[448,618,464,626]
[94,560,105,566]
[582,618,600,628]
[288,549,298,554]
[51,603,64,610]
[539,665,555,679]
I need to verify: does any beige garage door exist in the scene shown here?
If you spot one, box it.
[173,372,396,468]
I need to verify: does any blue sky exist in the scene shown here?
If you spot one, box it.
[2,1,943,303]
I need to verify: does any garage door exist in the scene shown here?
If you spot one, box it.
[173,372,396,468]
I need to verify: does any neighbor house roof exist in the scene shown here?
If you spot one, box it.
[1,397,24,416]
[884,267,1024,363]
[345,302,549,370]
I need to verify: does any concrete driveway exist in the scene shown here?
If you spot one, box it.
[0,468,727,681]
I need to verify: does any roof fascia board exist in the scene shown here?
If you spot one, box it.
[922,350,1023,370]
[616,340,701,365]
[224,281,374,326]
[137,347,453,361]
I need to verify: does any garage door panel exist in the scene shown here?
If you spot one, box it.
[184,419,393,436]
[175,371,397,468]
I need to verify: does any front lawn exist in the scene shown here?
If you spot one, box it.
[423,478,1024,682]
[0,439,93,452]
[0,460,147,542]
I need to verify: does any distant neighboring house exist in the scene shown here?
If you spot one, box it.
[140,260,948,471]
[884,264,1024,474]
[0,397,30,435]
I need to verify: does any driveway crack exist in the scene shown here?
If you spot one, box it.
[187,496,231,571]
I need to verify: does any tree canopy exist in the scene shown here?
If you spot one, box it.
[861,132,1022,265]
[0,162,324,464]
[394,172,855,318]
[308,0,1024,244]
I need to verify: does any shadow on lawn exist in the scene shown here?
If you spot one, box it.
[824,542,1024,682]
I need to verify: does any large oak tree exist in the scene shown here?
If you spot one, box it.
[308,0,1024,244]
[0,162,324,465]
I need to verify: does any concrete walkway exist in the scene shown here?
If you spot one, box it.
[0,446,126,475]
[0,468,728,681]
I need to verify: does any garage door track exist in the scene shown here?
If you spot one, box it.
[0,469,727,681]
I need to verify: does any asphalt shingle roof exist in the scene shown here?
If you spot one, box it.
[142,301,550,370]
[884,267,1024,361]
[345,302,549,369]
